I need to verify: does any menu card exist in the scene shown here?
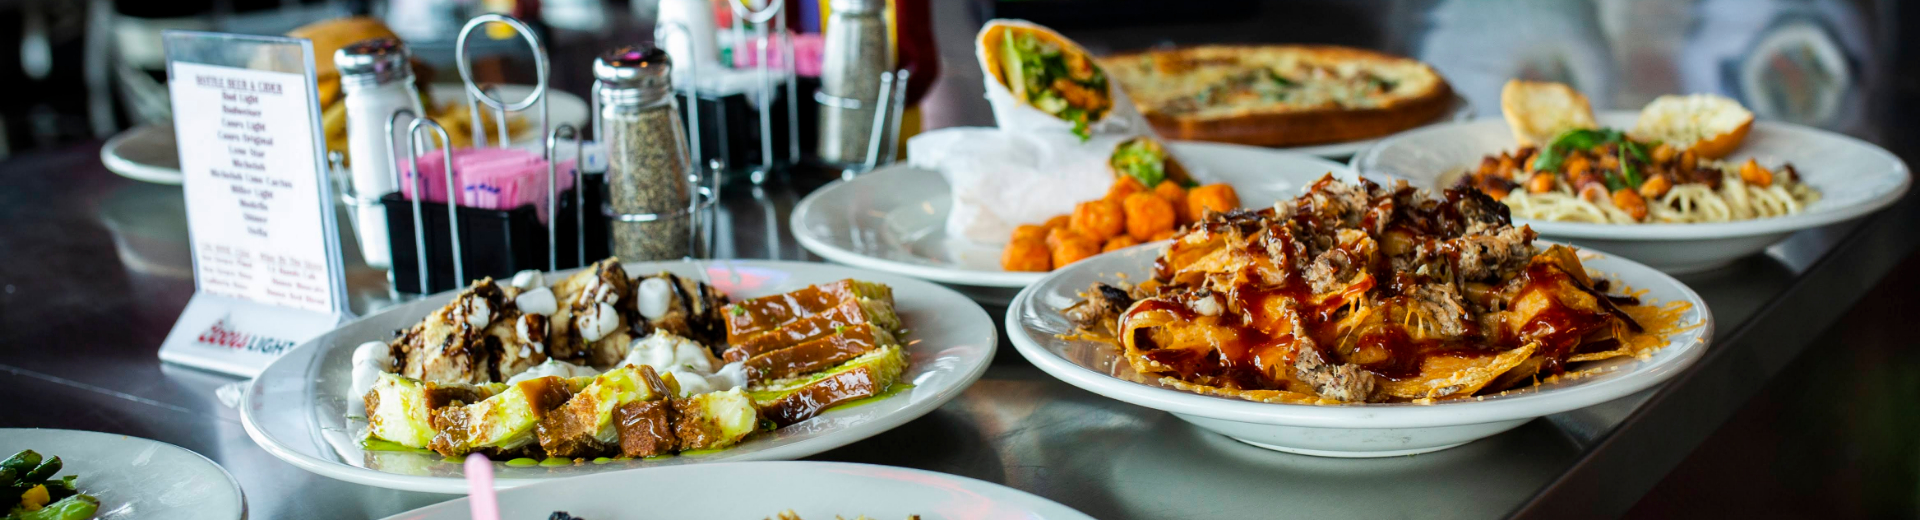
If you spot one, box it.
[172,61,337,312]
[158,32,350,377]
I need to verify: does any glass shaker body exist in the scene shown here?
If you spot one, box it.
[598,48,696,261]
[816,0,893,166]
[338,38,426,270]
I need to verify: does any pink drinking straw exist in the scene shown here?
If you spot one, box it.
[465,454,500,520]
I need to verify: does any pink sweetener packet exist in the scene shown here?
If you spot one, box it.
[401,148,579,223]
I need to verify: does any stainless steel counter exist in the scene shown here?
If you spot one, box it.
[3,1,1917,518]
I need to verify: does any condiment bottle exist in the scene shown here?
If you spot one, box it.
[596,46,695,261]
[337,37,425,270]
[816,0,893,167]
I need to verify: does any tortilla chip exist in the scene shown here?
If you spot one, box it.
[1378,343,1537,399]
[1161,377,1338,405]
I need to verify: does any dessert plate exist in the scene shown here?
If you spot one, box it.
[382,461,1094,520]
[241,260,997,493]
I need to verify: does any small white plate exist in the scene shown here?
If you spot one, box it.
[791,141,1358,290]
[1353,111,1911,273]
[0,429,245,520]
[101,84,591,185]
[381,461,1095,520]
[1269,93,1476,158]
[241,260,997,493]
[1006,242,1712,458]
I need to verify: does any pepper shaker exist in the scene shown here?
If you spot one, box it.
[816,0,893,167]
[337,38,425,270]
[596,46,696,261]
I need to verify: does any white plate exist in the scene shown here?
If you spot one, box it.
[0,429,245,520]
[791,141,1358,291]
[240,260,997,493]
[1353,111,1911,273]
[1270,93,1476,158]
[1006,242,1712,457]
[101,84,591,185]
[381,461,1094,520]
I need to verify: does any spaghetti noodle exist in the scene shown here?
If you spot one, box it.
[1457,129,1821,224]
[1501,165,1820,224]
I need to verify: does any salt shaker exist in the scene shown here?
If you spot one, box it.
[816,0,893,167]
[337,38,425,270]
[596,46,696,261]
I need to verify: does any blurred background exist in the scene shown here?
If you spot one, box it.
[0,0,1895,158]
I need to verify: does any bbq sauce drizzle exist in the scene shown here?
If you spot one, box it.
[1127,176,1631,395]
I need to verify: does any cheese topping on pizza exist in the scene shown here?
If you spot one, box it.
[1102,46,1447,120]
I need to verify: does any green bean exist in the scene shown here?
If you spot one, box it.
[22,457,59,483]
[15,494,100,520]
[0,451,40,476]
[0,467,16,488]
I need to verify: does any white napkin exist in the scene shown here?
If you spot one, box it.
[911,20,1206,247]
[909,129,1119,245]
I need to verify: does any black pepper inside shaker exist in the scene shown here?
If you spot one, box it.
[596,45,696,261]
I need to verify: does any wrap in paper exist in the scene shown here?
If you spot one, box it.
[975,19,1153,137]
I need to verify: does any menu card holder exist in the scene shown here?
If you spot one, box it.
[156,31,351,377]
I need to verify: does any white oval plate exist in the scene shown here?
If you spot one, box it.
[1007,242,1712,457]
[792,141,1358,290]
[0,429,245,520]
[241,260,997,493]
[382,461,1094,520]
[1269,93,1475,158]
[101,84,590,185]
[1353,111,1910,272]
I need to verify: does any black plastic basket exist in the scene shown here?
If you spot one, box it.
[382,173,609,294]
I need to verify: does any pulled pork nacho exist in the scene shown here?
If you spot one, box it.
[1065,175,1690,403]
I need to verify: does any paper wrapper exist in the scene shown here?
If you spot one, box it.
[975,19,1153,137]
[911,129,1127,245]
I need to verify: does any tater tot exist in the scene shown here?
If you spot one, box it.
[1122,193,1176,241]
[1070,199,1126,241]
[1103,235,1140,252]
[1051,235,1102,267]
[1187,184,1240,220]
[1151,230,1178,242]
[1106,176,1147,201]
[1045,226,1081,249]
[1153,181,1190,223]
[1043,215,1071,230]
[1001,238,1051,272]
[1011,224,1048,243]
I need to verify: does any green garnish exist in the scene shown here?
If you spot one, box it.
[1532,127,1650,189]
[728,306,746,316]
[1111,139,1169,187]
[1001,30,1102,140]
[1532,128,1619,172]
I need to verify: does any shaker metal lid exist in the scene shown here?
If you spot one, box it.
[335,38,412,84]
[593,46,672,90]
[828,0,886,14]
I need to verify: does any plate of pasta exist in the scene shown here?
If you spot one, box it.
[1006,176,1711,457]
[1353,81,1909,273]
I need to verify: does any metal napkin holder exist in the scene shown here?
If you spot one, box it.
[383,14,590,294]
